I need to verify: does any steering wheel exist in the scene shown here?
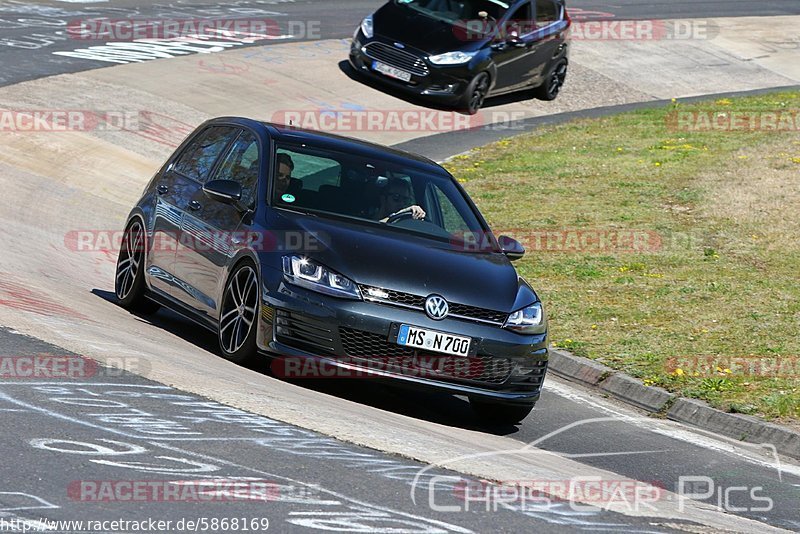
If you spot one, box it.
[386,211,415,224]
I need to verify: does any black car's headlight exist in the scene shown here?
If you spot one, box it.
[282,255,361,300]
[504,302,544,334]
[359,15,373,39]
[428,50,478,65]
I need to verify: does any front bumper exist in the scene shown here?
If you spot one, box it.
[348,35,474,105]
[258,269,548,404]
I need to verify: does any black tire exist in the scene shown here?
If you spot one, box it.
[460,72,490,115]
[218,260,259,365]
[470,398,535,424]
[534,59,568,101]
[115,219,160,314]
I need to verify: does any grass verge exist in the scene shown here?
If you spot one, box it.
[444,92,800,422]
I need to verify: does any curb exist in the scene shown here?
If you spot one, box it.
[548,348,800,460]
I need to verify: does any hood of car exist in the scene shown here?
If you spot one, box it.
[265,210,534,313]
[372,2,485,55]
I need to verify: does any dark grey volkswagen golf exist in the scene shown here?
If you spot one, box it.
[115,117,548,423]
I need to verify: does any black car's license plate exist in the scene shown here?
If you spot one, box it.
[397,324,470,356]
[372,60,412,82]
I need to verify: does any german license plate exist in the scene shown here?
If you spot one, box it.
[372,60,412,82]
[397,324,471,357]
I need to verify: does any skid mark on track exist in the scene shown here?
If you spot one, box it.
[0,276,90,321]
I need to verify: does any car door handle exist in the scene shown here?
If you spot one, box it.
[157,185,169,194]
[188,200,202,211]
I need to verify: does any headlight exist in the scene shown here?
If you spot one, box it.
[359,15,373,39]
[428,50,478,65]
[504,302,544,334]
[282,255,361,300]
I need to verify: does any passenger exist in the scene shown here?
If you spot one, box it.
[275,153,295,198]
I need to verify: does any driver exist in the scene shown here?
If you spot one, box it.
[376,178,426,222]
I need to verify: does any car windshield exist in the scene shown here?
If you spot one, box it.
[272,143,490,245]
[394,0,510,24]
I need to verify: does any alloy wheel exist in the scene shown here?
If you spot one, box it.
[219,265,258,354]
[115,220,144,301]
[468,73,490,114]
[547,61,567,99]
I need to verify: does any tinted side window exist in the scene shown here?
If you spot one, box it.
[502,1,533,37]
[536,0,560,25]
[213,131,260,208]
[173,126,237,183]
[430,184,471,233]
[273,148,342,207]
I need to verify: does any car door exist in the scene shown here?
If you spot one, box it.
[490,0,537,92]
[147,126,236,299]
[175,128,263,319]
[150,125,239,303]
[530,0,567,83]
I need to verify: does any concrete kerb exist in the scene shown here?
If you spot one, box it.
[548,348,800,460]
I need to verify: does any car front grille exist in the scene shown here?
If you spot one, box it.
[339,327,514,384]
[363,42,429,77]
[359,285,508,326]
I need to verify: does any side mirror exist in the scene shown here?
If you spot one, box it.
[203,179,242,205]
[507,32,525,47]
[498,235,525,260]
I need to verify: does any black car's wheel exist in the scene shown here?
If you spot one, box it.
[470,398,535,424]
[460,72,490,115]
[115,219,160,314]
[534,59,568,101]
[218,261,259,364]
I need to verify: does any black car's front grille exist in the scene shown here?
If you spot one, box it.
[339,327,514,384]
[363,42,429,77]
[448,303,508,325]
[275,309,336,355]
[359,285,508,326]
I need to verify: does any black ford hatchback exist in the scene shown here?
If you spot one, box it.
[116,118,548,423]
[349,0,571,114]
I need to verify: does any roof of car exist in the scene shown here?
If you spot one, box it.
[205,117,447,174]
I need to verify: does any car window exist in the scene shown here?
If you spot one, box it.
[172,126,238,183]
[502,1,533,37]
[535,0,560,25]
[272,143,485,243]
[397,0,509,24]
[431,184,472,234]
[273,148,341,204]
[213,130,260,208]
